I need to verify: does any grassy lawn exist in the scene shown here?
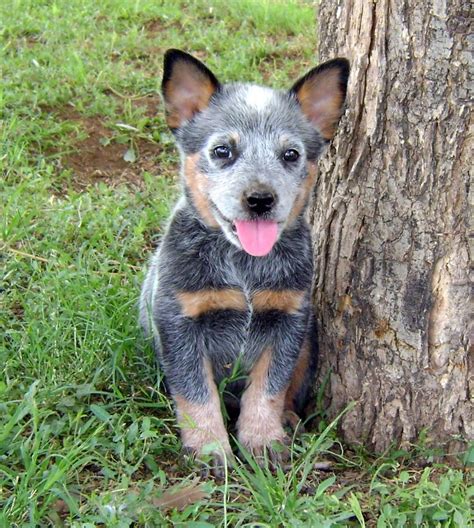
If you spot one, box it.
[1,0,471,525]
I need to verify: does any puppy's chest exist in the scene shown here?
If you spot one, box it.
[205,254,308,380]
[210,251,308,321]
[219,250,294,299]
[172,239,310,378]
[173,230,311,314]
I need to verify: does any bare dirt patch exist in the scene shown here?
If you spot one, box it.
[143,17,182,36]
[137,94,162,118]
[143,18,168,36]
[10,300,25,320]
[54,105,173,192]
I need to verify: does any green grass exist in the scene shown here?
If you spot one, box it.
[1,0,472,526]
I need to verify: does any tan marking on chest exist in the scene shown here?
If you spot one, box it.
[252,289,305,314]
[177,288,247,318]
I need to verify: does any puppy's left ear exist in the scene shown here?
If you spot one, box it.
[290,58,350,140]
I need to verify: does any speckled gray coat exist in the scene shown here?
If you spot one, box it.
[139,49,349,466]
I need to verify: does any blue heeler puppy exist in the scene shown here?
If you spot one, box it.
[140,49,349,474]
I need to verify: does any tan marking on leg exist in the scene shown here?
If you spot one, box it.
[174,359,231,456]
[237,349,287,452]
[284,338,310,413]
[177,288,247,318]
[288,162,317,224]
[184,154,219,227]
[252,290,305,314]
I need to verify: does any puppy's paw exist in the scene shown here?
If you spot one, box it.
[182,441,233,480]
[237,425,290,467]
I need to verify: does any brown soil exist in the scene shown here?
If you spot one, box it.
[54,103,174,192]
[143,17,183,36]
[143,18,168,36]
[10,300,25,320]
[138,94,162,118]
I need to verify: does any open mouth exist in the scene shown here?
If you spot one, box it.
[211,203,280,257]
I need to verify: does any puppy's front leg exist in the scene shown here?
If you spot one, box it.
[237,348,288,461]
[237,289,310,461]
[173,358,231,473]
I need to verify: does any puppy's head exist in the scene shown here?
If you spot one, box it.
[162,49,349,257]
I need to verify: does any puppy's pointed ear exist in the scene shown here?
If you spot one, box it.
[162,49,220,130]
[290,58,349,141]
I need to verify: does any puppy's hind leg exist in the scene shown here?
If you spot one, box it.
[284,312,319,432]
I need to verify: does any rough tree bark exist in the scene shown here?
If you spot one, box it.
[311,0,472,451]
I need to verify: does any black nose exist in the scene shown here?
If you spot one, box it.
[245,191,276,215]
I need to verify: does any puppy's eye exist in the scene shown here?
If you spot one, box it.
[283,149,300,162]
[213,145,232,159]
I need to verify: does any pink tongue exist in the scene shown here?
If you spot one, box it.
[234,220,279,257]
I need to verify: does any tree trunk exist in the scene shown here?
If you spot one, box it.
[311,0,472,451]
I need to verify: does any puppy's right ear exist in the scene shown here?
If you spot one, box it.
[162,49,220,130]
